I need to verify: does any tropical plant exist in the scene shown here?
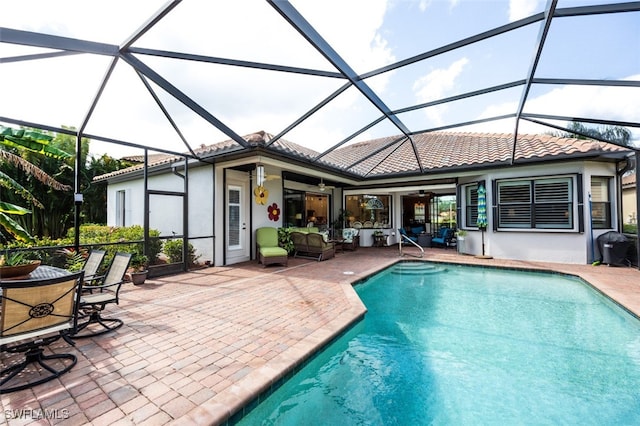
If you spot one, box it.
[277,227,295,254]
[0,251,36,266]
[556,121,632,147]
[130,253,149,272]
[0,125,72,242]
[58,247,88,272]
[163,239,200,265]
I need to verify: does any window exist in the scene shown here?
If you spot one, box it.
[345,195,391,227]
[591,177,611,229]
[228,186,241,248]
[497,177,573,229]
[283,189,330,228]
[464,184,478,227]
[115,190,126,226]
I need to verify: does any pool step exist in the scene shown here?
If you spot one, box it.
[392,263,446,275]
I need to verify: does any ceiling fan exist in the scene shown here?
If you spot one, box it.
[318,178,335,192]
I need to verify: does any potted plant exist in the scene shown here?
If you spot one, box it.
[129,253,149,285]
[456,230,467,254]
[0,251,42,278]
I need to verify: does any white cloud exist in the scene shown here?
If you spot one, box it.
[418,0,432,12]
[2,0,399,156]
[508,0,540,22]
[471,75,640,144]
[415,0,459,13]
[411,57,469,126]
[413,57,469,102]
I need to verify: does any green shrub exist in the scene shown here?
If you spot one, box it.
[623,223,638,234]
[163,239,200,265]
[0,224,162,270]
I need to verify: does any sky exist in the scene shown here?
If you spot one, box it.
[1,0,639,158]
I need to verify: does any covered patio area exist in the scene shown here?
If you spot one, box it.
[1,247,639,425]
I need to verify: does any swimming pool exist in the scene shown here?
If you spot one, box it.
[236,262,640,424]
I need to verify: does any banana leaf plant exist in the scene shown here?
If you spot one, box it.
[0,125,72,243]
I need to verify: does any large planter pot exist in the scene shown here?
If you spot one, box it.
[130,270,148,285]
[0,260,41,279]
[457,237,466,254]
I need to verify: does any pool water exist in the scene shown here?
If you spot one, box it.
[237,262,640,425]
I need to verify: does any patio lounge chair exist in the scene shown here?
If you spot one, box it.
[399,228,418,244]
[256,227,288,267]
[432,227,454,248]
[74,252,131,338]
[1,271,84,393]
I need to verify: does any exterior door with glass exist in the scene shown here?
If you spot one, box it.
[225,177,250,264]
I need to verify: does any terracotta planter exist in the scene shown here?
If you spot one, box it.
[0,260,41,279]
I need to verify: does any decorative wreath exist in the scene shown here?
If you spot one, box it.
[268,203,280,221]
[254,185,268,205]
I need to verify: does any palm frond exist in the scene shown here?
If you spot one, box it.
[0,212,35,243]
[0,125,72,159]
[0,170,45,209]
[0,150,71,191]
[0,201,31,215]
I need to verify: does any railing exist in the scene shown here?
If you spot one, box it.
[398,230,424,258]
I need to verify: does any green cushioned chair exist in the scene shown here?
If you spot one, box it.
[256,227,288,267]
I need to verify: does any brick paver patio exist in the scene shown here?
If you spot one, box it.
[1,246,639,425]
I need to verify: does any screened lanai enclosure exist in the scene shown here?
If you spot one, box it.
[1,0,639,268]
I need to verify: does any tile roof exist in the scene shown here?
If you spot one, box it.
[622,173,636,188]
[95,131,631,182]
[324,132,630,177]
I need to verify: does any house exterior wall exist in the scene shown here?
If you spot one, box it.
[106,156,623,267]
[622,179,637,225]
[107,164,215,265]
[457,160,620,264]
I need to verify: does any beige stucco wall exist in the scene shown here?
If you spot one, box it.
[622,186,637,225]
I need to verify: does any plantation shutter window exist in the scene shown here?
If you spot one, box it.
[498,181,531,228]
[534,178,572,229]
[497,176,574,230]
[465,184,479,227]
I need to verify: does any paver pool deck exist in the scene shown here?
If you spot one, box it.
[2,246,639,425]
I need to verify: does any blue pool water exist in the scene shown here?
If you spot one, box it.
[237,262,640,425]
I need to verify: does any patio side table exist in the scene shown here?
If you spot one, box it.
[418,234,432,247]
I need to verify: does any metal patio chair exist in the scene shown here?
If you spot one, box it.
[1,271,84,393]
[74,252,131,338]
[82,249,106,284]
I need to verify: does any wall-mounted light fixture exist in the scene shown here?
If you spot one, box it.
[256,164,265,186]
